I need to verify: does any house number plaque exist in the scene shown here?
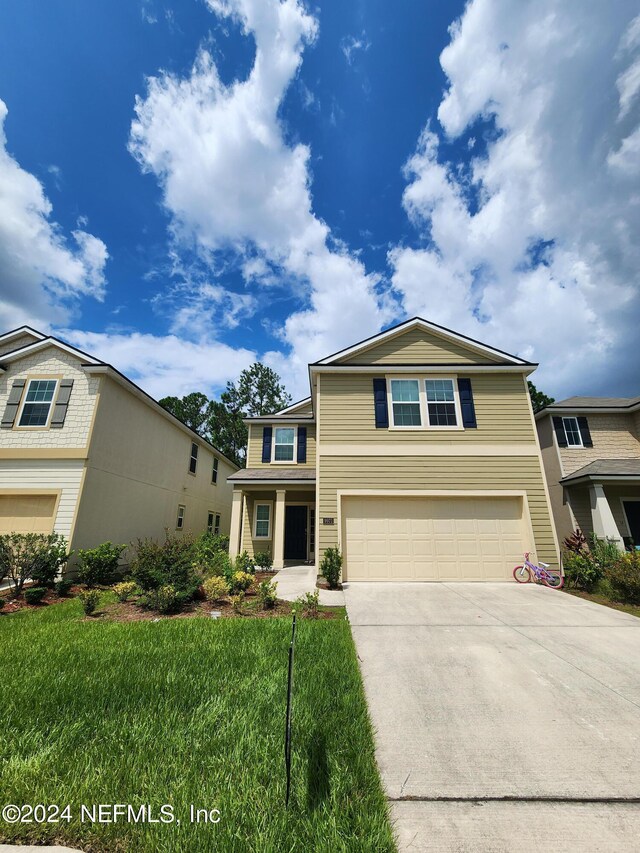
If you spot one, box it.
[322,517,335,525]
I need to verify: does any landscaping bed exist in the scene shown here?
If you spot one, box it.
[0,599,394,852]
[564,588,640,619]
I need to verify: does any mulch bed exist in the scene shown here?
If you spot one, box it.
[0,585,83,614]
[316,577,343,591]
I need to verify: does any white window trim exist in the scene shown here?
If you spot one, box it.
[386,375,463,431]
[271,425,298,464]
[562,416,583,447]
[253,500,273,539]
[16,377,59,430]
[189,442,199,475]
[176,504,186,530]
[212,457,219,484]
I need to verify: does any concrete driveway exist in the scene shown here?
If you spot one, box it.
[345,582,640,852]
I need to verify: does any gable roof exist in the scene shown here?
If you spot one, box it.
[274,396,313,415]
[537,396,640,418]
[0,325,47,348]
[314,317,533,367]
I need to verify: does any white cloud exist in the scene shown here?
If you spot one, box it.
[0,99,108,331]
[63,329,256,400]
[390,0,640,397]
[129,0,390,398]
[341,32,371,66]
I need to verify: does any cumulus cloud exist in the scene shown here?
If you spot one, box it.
[129,0,390,397]
[0,99,108,331]
[390,0,640,397]
[63,329,256,399]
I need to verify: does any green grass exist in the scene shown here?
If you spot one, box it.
[0,597,394,852]
[565,588,640,618]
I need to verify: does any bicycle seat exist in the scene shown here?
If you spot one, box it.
[539,562,550,569]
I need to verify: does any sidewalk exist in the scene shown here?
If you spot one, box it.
[272,563,344,606]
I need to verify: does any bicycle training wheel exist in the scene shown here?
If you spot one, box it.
[542,573,564,589]
[513,565,531,583]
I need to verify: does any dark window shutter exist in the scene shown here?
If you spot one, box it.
[457,377,477,428]
[577,416,593,447]
[372,378,389,428]
[297,426,307,463]
[50,379,74,429]
[1,379,26,428]
[552,416,567,447]
[261,426,273,462]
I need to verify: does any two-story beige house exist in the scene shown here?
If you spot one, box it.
[228,317,559,581]
[0,326,237,553]
[536,396,640,549]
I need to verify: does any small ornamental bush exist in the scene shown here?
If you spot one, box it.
[562,551,602,592]
[320,547,342,589]
[113,581,138,602]
[257,579,278,610]
[203,576,229,603]
[229,571,254,594]
[606,551,640,604]
[131,535,200,602]
[24,586,47,605]
[563,529,587,554]
[76,542,126,587]
[79,589,100,616]
[230,592,245,614]
[254,550,273,571]
[296,589,320,618]
[194,532,229,569]
[55,578,74,597]
[148,584,179,614]
[202,550,232,579]
[0,533,70,594]
[234,551,255,575]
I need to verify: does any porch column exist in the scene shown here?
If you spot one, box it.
[273,489,286,570]
[228,489,244,560]
[589,483,624,550]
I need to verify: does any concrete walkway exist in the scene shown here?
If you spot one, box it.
[345,582,640,851]
[272,563,345,606]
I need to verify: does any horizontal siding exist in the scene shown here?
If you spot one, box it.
[340,327,504,365]
[318,455,557,566]
[0,459,84,541]
[319,373,536,444]
[247,422,316,468]
[559,413,640,476]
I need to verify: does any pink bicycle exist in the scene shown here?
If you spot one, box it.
[513,553,564,589]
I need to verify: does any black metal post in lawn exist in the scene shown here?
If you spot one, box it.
[285,611,296,807]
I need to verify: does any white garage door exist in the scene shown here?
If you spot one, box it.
[0,494,57,534]
[343,495,526,581]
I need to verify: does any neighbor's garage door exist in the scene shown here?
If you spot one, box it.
[342,496,526,581]
[0,494,57,534]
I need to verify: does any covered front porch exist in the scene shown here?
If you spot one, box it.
[561,459,640,549]
[227,468,316,569]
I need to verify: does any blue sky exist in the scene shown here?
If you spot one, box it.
[0,0,638,401]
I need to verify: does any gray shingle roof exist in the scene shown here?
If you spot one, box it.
[561,458,640,483]
[228,468,316,481]
[549,396,640,409]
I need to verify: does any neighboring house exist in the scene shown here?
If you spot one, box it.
[0,326,237,554]
[228,317,559,581]
[536,396,640,550]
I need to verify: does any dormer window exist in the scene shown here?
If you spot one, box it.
[273,427,295,462]
[562,417,583,447]
[18,379,58,427]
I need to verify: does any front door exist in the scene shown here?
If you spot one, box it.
[623,501,640,547]
[284,505,307,561]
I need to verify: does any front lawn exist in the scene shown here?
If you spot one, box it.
[0,598,394,851]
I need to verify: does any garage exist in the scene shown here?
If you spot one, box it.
[342,495,527,581]
[0,494,58,534]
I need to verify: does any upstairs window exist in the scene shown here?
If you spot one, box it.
[273,427,295,462]
[563,417,583,447]
[390,379,421,427]
[212,457,219,483]
[18,379,57,427]
[189,442,198,474]
[425,379,458,427]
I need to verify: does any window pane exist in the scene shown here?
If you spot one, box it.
[391,379,419,402]
[274,444,294,461]
[256,505,270,521]
[426,379,454,402]
[19,404,51,427]
[25,380,56,403]
[256,521,269,537]
[392,403,422,426]
[428,403,457,426]
[275,428,295,444]
[564,418,582,446]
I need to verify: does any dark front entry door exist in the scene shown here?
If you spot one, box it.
[284,505,307,561]
[623,501,640,546]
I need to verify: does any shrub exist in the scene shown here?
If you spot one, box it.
[76,542,126,587]
[55,578,74,597]
[589,534,621,574]
[0,598,4,611]
[148,584,179,614]
[257,579,278,610]
[606,551,640,604]
[131,535,200,601]
[254,550,273,571]
[0,533,70,594]
[234,550,255,575]
[24,586,47,605]
[201,550,232,579]
[203,576,229,603]
[229,571,254,593]
[78,589,100,615]
[113,581,138,602]
[320,547,342,589]
[230,592,245,614]
[563,528,587,554]
[194,531,229,567]
[296,589,320,618]
[562,551,602,592]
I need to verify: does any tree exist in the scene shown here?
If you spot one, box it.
[205,397,247,468]
[528,381,554,414]
[236,363,292,416]
[159,392,210,434]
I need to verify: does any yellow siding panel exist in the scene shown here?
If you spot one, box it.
[339,327,505,365]
[247,422,316,468]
